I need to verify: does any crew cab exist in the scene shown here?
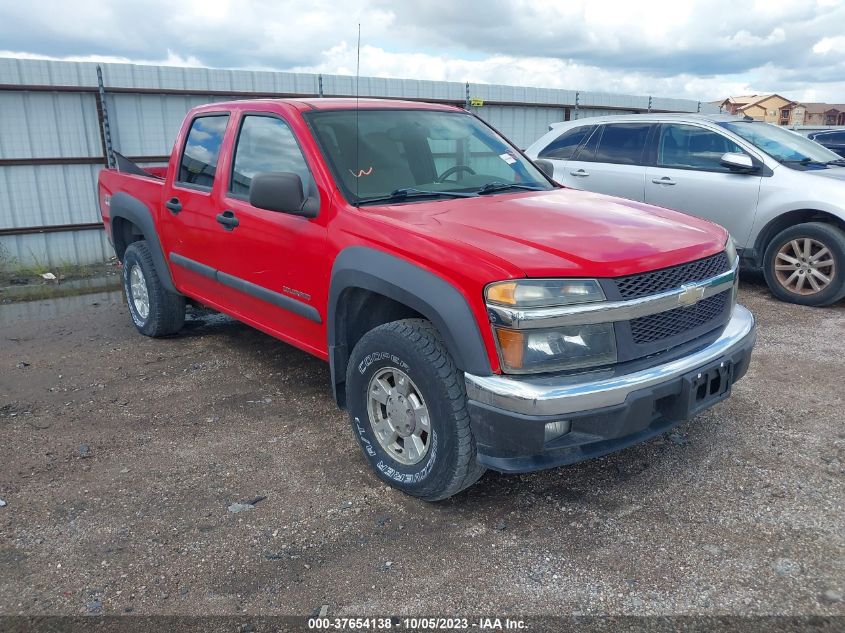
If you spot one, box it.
[98,99,756,500]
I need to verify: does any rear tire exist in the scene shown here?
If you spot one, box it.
[122,241,186,336]
[345,319,486,501]
[763,222,845,307]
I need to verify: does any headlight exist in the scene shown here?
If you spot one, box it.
[486,279,605,307]
[487,278,612,373]
[494,323,617,373]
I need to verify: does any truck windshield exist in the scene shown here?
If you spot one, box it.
[304,109,552,204]
[718,120,841,166]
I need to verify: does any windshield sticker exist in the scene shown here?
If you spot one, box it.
[498,152,517,165]
[349,166,373,178]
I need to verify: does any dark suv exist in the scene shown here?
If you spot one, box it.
[808,130,845,158]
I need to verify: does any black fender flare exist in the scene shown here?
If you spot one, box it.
[109,192,178,294]
[328,246,492,405]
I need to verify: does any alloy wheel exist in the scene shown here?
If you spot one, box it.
[774,237,836,296]
[129,264,150,319]
[367,367,431,465]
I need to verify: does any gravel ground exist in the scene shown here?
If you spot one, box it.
[0,278,842,619]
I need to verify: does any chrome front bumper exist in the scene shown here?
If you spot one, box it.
[465,304,756,417]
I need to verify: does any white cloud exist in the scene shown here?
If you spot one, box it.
[813,35,845,54]
[292,44,845,103]
[0,0,844,102]
[0,49,203,67]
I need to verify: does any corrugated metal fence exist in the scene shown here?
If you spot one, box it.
[0,58,717,268]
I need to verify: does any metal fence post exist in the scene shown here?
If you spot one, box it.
[574,91,580,120]
[96,65,115,169]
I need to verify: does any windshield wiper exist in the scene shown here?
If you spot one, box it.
[781,158,828,167]
[357,188,478,205]
[476,182,545,195]
[825,159,845,166]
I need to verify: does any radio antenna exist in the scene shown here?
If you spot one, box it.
[355,23,361,202]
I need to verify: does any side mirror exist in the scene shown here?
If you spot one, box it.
[720,152,757,173]
[249,172,319,218]
[534,159,556,179]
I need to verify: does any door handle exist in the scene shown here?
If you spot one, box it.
[651,177,676,185]
[165,197,182,214]
[216,210,239,231]
[570,169,589,177]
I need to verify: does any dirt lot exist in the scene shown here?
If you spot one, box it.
[0,278,843,619]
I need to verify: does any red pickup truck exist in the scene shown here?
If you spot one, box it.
[98,98,756,500]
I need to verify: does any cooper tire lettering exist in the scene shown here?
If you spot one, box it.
[358,352,409,374]
[344,319,485,501]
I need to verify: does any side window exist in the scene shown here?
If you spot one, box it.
[538,126,593,160]
[230,116,315,197]
[573,126,602,161]
[177,115,229,188]
[593,123,651,165]
[657,124,745,172]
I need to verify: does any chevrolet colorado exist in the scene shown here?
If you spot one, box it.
[98,98,756,500]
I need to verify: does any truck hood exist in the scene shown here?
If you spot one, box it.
[368,188,727,278]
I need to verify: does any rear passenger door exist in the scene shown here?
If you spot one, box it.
[162,113,231,299]
[644,123,762,243]
[563,123,652,201]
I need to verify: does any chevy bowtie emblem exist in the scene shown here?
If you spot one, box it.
[678,284,706,306]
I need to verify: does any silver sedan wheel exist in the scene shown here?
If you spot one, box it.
[774,238,836,296]
[367,367,431,466]
[128,264,150,320]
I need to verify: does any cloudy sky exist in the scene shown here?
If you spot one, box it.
[1,0,844,102]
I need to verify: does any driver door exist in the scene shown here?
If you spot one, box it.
[645,123,762,244]
[211,112,329,352]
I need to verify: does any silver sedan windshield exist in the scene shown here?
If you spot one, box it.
[719,121,841,164]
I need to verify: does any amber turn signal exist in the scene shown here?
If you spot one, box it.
[495,328,524,370]
[486,281,518,306]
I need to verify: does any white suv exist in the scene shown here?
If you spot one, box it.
[526,114,845,306]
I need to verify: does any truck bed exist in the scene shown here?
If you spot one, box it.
[98,167,165,237]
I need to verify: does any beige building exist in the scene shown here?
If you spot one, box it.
[717,94,795,124]
[717,94,845,126]
[792,103,845,126]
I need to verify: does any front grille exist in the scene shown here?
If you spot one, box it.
[615,251,729,299]
[630,291,729,344]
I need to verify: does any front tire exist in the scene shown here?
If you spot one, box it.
[122,241,186,336]
[345,319,486,501]
[763,222,845,307]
